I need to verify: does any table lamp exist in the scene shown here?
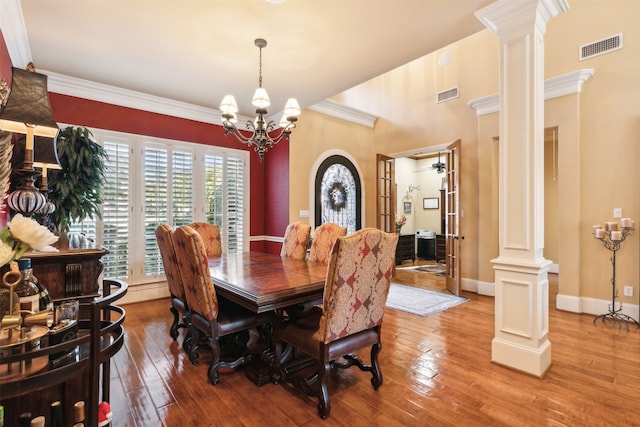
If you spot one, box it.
[0,64,59,217]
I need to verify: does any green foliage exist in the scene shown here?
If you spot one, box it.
[48,126,107,231]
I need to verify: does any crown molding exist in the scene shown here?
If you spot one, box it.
[44,70,372,128]
[0,0,31,68]
[308,99,378,128]
[468,69,595,116]
[43,70,230,124]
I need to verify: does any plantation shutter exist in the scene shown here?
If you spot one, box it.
[203,154,245,253]
[144,147,168,277]
[172,151,194,226]
[226,156,245,252]
[69,128,248,286]
[204,155,223,226]
[101,141,130,279]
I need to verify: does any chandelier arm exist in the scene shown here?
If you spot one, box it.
[224,121,258,146]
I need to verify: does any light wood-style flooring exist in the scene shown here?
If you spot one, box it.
[110,263,640,426]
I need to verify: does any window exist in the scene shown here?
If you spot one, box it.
[71,129,248,286]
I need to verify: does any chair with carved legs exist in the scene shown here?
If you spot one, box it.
[188,222,222,257]
[155,224,191,351]
[280,222,311,260]
[308,222,347,264]
[273,228,398,419]
[172,225,273,384]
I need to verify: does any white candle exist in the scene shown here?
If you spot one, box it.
[595,228,605,239]
[606,222,619,231]
[611,231,622,241]
[621,218,632,228]
[592,225,601,234]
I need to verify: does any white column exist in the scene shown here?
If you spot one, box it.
[475,0,568,377]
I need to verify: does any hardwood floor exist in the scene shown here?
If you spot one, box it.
[110,264,640,426]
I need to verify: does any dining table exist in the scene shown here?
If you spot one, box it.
[207,251,328,385]
[208,251,328,314]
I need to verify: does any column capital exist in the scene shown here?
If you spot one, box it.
[475,0,569,42]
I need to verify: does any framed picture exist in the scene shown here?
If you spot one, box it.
[423,197,439,209]
[403,201,412,213]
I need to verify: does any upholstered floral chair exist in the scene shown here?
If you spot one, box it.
[172,225,273,384]
[308,222,347,264]
[280,222,311,260]
[273,228,398,418]
[155,224,190,347]
[188,222,222,257]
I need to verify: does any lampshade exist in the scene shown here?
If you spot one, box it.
[283,98,301,117]
[220,95,238,115]
[12,135,61,169]
[251,87,271,109]
[0,67,59,139]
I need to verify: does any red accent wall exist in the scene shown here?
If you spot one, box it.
[263,138,290,254]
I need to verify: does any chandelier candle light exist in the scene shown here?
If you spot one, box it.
[219,38,300,163]
[592,217,636,330]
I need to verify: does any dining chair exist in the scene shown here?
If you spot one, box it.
[172,225,273,384]
[155,224,190,347]
[308,222,347,264]
[273,227,398,419]
[280,222,312,260]
[187,222,222,257]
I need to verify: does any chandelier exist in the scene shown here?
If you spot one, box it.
[219,38,300,163]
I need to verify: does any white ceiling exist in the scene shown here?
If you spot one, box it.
[5,0,494,118]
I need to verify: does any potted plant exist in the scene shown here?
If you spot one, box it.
[47,126,107,236]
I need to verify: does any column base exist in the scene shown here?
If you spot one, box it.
[491,336,551,378]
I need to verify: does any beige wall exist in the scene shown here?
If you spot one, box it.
[287,109,377,229]
[289,0,640,305]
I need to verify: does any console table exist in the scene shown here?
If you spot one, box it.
[395,234,415,265]
[26,233,108,300]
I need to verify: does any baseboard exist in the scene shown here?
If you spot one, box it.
[555,293,581,313]
[119,282,169,305]
[461,277,495,297]
[556,293,640,319]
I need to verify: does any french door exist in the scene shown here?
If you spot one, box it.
[376,154,395,232]
[445,139,462,296]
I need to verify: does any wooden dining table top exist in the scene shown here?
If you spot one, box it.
[208,252,328,313]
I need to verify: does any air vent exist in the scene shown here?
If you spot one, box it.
[579,33,622,61]
[436,87,459,103]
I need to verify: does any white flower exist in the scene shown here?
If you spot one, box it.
[8,214,59,251]
[0,239,14,266]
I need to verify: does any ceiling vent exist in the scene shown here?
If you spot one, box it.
[436,87,459,103]
[579,33,622,61]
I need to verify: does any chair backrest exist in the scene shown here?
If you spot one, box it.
[280,222,311,260]
[188,222,222,257]
[317,228,398,344]
[155,224,186,301]
[308,222,347,264]
[172,225,219,321]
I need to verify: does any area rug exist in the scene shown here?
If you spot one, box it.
[398,264,446,276]
[385,283,468,316]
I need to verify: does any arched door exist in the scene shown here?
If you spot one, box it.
[315,155,362,233]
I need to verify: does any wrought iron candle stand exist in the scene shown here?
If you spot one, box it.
[592,220,635,330]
